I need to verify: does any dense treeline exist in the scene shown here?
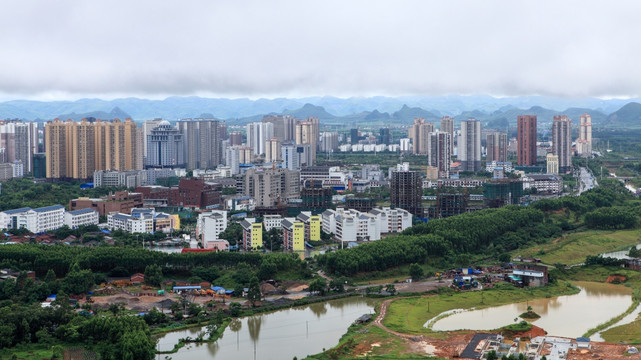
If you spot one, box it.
[0,178,125,211]
[0,245,304,277]
[318,179,637,276]
[318,206,544,276]
[585,207,638,230]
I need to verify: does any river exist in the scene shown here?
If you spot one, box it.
[430,281,633,339]
[155,296,377,360]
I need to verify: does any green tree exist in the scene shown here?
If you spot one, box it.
[61,263,95,295]
[247,276,261,307]
[220,223,243,246]
[486,350,498,360]
[385,284,396,295]
[258,261,277,281]
[409,263,424,281]
[309,278,327,296]
[144,264,163,287]
[229,302,242,317]
[329,279,344,293]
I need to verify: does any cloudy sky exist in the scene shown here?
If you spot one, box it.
[1,1,640,100]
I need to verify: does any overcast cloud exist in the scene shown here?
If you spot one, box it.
[1,0,640,100]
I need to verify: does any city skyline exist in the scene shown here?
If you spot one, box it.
[1,1,641,101]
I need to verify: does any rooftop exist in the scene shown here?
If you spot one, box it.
[34,205,65,213]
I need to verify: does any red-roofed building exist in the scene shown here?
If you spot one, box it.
[181,248,216,253]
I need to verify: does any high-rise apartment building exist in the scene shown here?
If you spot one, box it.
[45,118,141,179]
[552,115,572,172]
[237,167,301,207]
[517,115,537,166]
[178,119,222,170]
[146,120,184,168]
[319,132,339,153]
[247,122,274,155]
[282,143,312,171]
[577,114,592,157]
[0,121,39,173]
[408,118,434,155]
[350,128,359,144]
[486,132,508,163]
[262,115,296,142]
[459,118,482,171]
[428,131,452,179]
[390,166,423,216]
[378,128,390,145]
[265,137,281,163]
[440,116,455,157]
[295,117,319,163]
[229,131,243,146]
[440,116,454,137]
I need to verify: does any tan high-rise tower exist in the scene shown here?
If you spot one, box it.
[295,117,319,164]
[408,118,434,155]
[45,118,141,179]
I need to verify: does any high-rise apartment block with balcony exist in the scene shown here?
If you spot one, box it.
[408,118,434,155]
[517,115,537,166]
[45,118,141,179]
[177,118,222,170]
[459,118,481,171]
[552,115,572,173]
[577,114,592,157]
[486,132,508,163]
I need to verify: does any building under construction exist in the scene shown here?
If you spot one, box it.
[390,169,423,217]
[345,197,376,213]
[300,179,333,212]
[427,191,470,218]
[483,179,523,208]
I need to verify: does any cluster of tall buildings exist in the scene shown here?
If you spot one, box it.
[243,115,320,169]
[516,114,592,173]
[45,118,141,179]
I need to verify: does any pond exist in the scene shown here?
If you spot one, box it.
[155,296,378,360]
[430,281,632,339]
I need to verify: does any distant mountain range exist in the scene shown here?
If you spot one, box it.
[1,96,641,129]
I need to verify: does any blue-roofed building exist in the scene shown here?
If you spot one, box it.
[64,208,99,229]
[0,205,65,234]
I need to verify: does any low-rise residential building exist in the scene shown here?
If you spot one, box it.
[197,210,228,249]
[521,174,563,194]
[64,208,99,229]
[0,205,93,233]
[0,205,66,234]
[263,214,283,231]
[369,207,412,233]
[296,211,321,241]
[322,207,413,243]
[107,208,178,234]
[282,217,305,251]
[241,218,263,250]
[486,161,513,173]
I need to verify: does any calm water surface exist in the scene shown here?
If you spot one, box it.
[155,296,377,360]
[431,281,632,339]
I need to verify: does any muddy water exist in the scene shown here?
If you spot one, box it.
[155,296,377,360]
[431,282,632,339]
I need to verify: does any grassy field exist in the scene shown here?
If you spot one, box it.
[382,283,579,335]
[306,308,444,359]
[515,229,641,265]
[0,348,52,360]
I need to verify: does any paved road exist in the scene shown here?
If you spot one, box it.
[577,167,597,195]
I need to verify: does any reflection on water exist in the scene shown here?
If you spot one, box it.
[156,296,377,360]
[431,282,632,339]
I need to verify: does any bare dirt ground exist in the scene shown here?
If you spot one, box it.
[394,279,449,293]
